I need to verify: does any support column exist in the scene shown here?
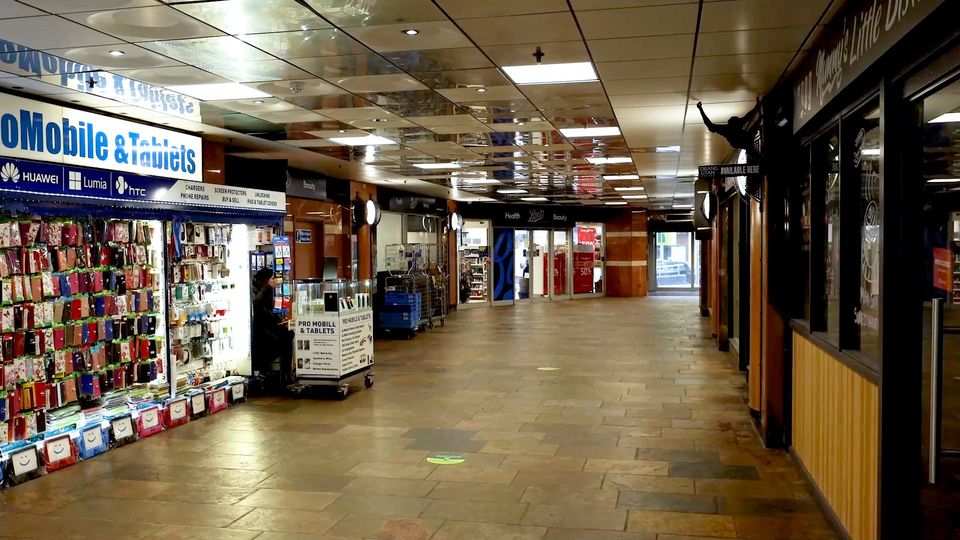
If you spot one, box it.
[606,210,648,297]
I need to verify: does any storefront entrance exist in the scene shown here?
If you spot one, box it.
[651,232,700,290]
[508,229,572,304]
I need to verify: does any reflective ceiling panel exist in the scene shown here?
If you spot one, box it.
[174,0,331,34]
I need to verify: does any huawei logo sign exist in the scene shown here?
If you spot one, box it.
[1,162,20,183]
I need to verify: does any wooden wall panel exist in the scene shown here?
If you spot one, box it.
[792,333,878,540]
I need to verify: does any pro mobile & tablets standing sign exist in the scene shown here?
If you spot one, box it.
[0,93,201,182]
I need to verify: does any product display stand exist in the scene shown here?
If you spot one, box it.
[291,279,374,399]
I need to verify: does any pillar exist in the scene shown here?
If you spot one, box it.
[605,210,648,297]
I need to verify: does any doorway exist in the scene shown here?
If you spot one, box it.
[652,231,700,290]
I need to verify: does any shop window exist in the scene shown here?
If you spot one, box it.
[816,127,841,342]
[798,145,812,321]
[853,102,882,359]
[574,223,604,294]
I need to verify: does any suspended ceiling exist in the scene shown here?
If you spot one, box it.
[0,0,833,209]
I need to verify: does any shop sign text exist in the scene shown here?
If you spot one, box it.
[793,0,943,131]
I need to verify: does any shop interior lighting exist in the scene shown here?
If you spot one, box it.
[560,126,621,138]
[603,174,639,180]
[614,187,645,192]
[414,162,461,170]
[502,61,598,85]
[497,188,527,194]
[927,178,960,183]
[402,29,419,35]
[166,82,270,101]
[476,87,487,93]
[622,195,647,200]
[656,175,677,179]
[605,201,628,206]
[461,178,499,185]
[655,145,681,153]
[673,203,694,208]
[327,134,395,146]
[108,50,126,56]
[586,156,632,165]
[861,148,880,156]
[521,196,549,202]
[930,112,960,123]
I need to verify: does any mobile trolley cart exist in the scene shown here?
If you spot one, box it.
[290,279,375,399]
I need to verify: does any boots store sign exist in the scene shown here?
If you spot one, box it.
[0,93,201,181]
[793,0,943,132]
[495,207,571,228]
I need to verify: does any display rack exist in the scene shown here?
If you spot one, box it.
[291,279,374,399]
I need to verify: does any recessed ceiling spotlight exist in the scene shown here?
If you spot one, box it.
[476,87,487,93]
[373,118,388,122]
[107,50,126,57]
[252,99,264,104]
[402,29,419,35]
[338,129,346,133]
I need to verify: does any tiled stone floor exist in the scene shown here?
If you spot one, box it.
[0,297,838,539]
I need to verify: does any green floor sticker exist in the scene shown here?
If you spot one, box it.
[537,367,560,371]
[427,454,466,465]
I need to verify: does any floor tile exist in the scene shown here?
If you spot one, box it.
[520,485,619,508]
[346,462,437,480]
[543,529,655,540]
[142,525,260,540]
[228,508,344,535]
[430,520,547,540]
[626,510,736,537]
[426,466,519,484]
[53,499,252,528]
[257,473,352,492]
[513,470,604,489]
[521,504,628,531]
[342,477,437,497]
[617,490,718,514]
[634,448,720,463]
[669,463,760,480]
[422,499,529,524]
[583,458,670,476]
[427,481,527,503]
[236,489,342,511]
[325,493,432,517]
[326,514,443,540]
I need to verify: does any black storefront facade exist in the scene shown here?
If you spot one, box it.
[756,1,960,537]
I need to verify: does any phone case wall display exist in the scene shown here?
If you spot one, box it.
[271,235,291,315]
[0,217,165,446]
[167,222,252,390]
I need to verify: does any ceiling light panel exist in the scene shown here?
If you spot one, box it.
[586,157,633,164]
[175,0,330,34]
[167,82,270,100]
[503,62,598,85]
[560,126,621,137]
[603,174,639,180]
[327,134,396,146]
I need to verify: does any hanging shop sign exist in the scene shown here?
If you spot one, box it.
[0,156,284,214]
[494,207,572,229]
[286,174,328,200]
[0,93,202,181]
[698,163,761,178]
[792,0,944,132]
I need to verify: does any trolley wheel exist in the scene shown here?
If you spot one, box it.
[364,375,375,388]
[336,386,349,400]
[406,330,415,340]
[440,319,445,327]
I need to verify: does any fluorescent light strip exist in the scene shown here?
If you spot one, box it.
[461,178,499,185]
[586,157,632,165]
[673,204,693,208]
[927,178,960,183]
[497,189,528,194]
[614,187,645,192]
[655,145,680,153]
[602,174,639,180]
[521,197,549,202]
[502,62,598,85]
[327,134,395,146]
[167,82,270,101]
[861,148,880,156]
[414,162,461,170]
[560,126,621,138]
[605,201,627,206]
[622,195,647,200]
[931,112,960,123]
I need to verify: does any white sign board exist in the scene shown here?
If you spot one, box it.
[295,308,374,379]
[0,94,202,181]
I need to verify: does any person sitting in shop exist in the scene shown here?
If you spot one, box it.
[252,268,294,384]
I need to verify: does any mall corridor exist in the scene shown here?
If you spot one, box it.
[0,298,835,540]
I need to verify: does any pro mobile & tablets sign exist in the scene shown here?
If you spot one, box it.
[0,93,201,182]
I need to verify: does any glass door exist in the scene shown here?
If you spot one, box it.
[531,229,550,301]
[654,232,696,288]
[514,229,531,301]
[553,230,570,298]
[458,220,491,306]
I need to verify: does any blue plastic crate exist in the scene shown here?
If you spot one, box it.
[385,292,421,304]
